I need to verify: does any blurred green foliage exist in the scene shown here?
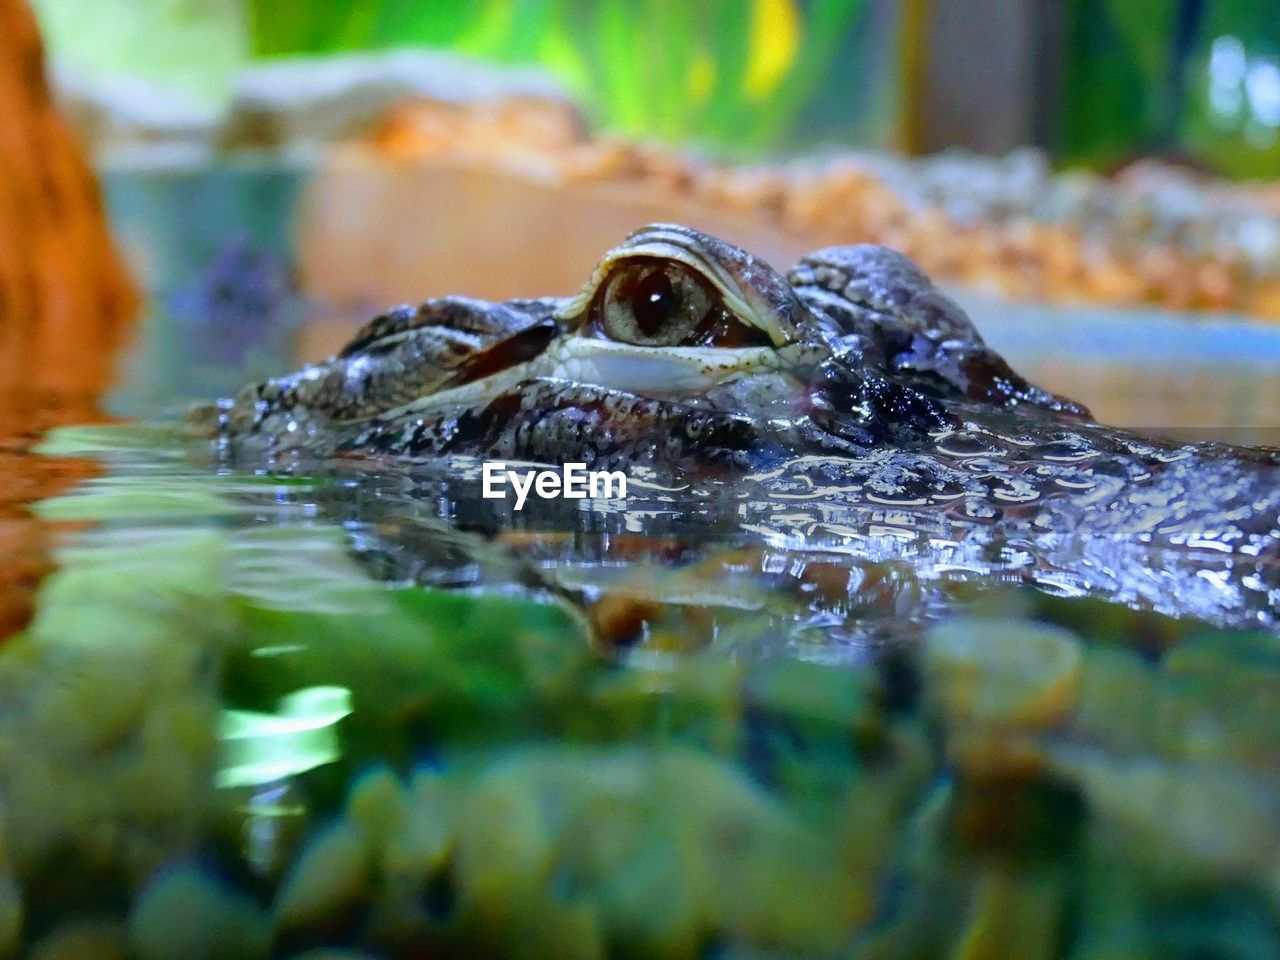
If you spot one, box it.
[1179,1,1280,179]
[1060,0,1280,178]
[33,0,887,154]
[30,0,1280,176]
[248,0,515,56]
[32,0,247,108]
[1059,0,1178,168]
[247,0,874,152]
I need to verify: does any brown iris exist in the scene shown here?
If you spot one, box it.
[589,257,772,348]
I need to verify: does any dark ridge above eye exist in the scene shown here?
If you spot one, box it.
[339,296,555,358]
[447,319,558,387]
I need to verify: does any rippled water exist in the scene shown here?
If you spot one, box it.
[2,408,1278,958]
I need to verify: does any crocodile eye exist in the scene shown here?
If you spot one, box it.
[588,256,776,348]
[594,259,713,346]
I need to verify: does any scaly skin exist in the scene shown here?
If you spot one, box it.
[193,225,1280,633]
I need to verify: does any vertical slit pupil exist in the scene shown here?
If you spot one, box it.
[631,267,680,337]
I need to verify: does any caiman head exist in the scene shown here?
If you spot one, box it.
[193,223,1087,471]
[194,224,1280,629]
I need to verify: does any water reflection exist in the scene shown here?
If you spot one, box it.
[0,397,115,647]
[6,422,1280,956]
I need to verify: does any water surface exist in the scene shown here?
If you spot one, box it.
[2,390,1278,958]
[3,167,1279,956]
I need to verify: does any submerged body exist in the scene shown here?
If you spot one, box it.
[195,225,1280,633]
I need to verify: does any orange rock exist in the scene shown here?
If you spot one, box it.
[0,0,134,644]
[1195,259,1238,311]
[0,0,138,406]
[1248,280,1280,320]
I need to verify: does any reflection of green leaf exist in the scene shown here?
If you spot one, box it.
[222,685,355,739]
[219,686,354,788]
[31,526,235,650]
[227,526,393,615]
[34,477,239,521]
[34,423,180,458]
[32,470,313,522]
